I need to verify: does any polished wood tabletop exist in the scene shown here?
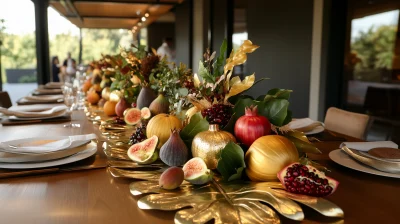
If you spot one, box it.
[0,111,399,224]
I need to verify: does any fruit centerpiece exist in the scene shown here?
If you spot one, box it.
[91,39,343,223]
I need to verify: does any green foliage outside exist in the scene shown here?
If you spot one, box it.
[351,25,397,81]
[0,24,133,83]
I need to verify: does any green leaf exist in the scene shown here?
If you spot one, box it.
[282,110,292,126]
[212,39,227,77]
[198,61,214,83]
[180,113,209,149]
[264,89,292,102]
[261,99,289,126]
[217,141,246,181]
[177,88,189,97]
[233,98,258,119]
[284,131,322,154]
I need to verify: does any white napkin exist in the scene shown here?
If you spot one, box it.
[8,104,65,112]
[340,141,398,152]
[288,118,324,132]
[34,88,62,94]
[24,95,64,103]
[0,105,68,118]
[0,134,97,154]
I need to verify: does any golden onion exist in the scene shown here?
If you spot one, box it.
[245,135,298,181]
[146,114,183,148]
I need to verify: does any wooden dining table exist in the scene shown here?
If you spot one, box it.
[0,110,399,224]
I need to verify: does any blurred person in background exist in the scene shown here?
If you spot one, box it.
[157,37,175,63]
[51,56,60,82]
[63,52,76,82]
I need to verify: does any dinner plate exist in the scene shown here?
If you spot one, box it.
[0,142,97,169]
[329,149,400,178]
[8,111,69,121]
[0,140,92,163]
[304,126,325,135]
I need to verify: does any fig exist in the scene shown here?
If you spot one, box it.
[277,163,339,197]
[116,98,130,117]
[182,157,213,185]
[159,166,184,190]
[137,86,157,109]
[141,107,151,120]
[127,135,159,164]
[149,94,170,115]
[124,108,141,125]
[92,74,102,84]
[160,129,188,166]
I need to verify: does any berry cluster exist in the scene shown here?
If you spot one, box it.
[129,123,147,145]
[201,104,233,128]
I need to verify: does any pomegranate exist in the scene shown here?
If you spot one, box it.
[234,106,271,147]
[277,163,339,197]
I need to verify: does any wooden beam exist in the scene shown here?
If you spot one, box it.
[66,0,83,22]
[52,0,177,5]
[67,15,142,19]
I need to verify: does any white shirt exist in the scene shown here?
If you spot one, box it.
[157,43,174,62]
[66,58,76,75]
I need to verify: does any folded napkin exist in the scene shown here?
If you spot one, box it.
[288,118,324,132]
[0,134,97,154]
[0,105,68,118]
[24,95,64,103]
[34,88,62,94]
[340,141,398,152]
[8,104,65,112]
[45,82,63,88]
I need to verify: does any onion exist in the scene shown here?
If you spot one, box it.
[245,135,299,181]
[234,106,271,147]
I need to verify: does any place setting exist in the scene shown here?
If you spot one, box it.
[0,133,101,178]
[288,118,347,142]
[330,141,400,178]
[0,104,71,125]
[17,94,64,105]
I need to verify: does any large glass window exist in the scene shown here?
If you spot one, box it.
[0,0,37,102]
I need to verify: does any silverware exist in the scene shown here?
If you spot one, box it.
[341,146,400,173]
[0,163,107,179]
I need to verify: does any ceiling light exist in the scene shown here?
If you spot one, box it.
[145,13,149,17]
[141,17,146,22]
[133,26,138,30]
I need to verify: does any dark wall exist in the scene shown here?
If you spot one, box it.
[246,0,314,117]
[147,22,175,50]
[175,0,192,67]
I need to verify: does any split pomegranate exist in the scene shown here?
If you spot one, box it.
[234,106,271,147]
[277,163,339,197]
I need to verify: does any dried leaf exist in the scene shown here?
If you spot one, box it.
[224,74,255,102]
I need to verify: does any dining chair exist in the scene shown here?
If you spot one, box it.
[324,107,371,140]
[0,91,12,108]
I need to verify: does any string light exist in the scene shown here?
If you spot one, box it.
[133,26,138,30]
[145,12,149,17]
[141,17,146,22]
[138,22,142,26]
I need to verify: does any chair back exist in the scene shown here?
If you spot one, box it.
[0,91,12,108]
[324,107,371,140]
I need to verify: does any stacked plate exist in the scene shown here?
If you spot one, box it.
[18,95,64,104]
[1,105,69,121]
[288,118,325,135]
[0,134,98,169]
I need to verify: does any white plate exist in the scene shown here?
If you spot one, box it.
[0,143,97,169]
[329,149,400,178]
[304,126,325,135]
[8,111,69,121]
[0,140,92,163]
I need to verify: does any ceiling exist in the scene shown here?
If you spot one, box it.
[49,0,182,30]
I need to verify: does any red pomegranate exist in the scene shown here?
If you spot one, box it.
[234,106,271,147]
[277,163,339,197]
